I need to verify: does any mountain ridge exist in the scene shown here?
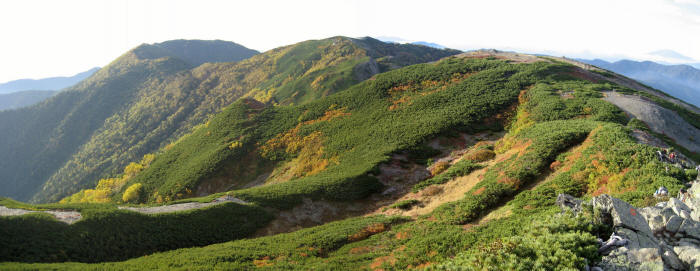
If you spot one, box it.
[2,49,699,269]
[0,67,99,94]
[578,58,700,108]
[0,37,460,203]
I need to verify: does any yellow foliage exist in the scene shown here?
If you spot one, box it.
[260,107,350,180]
[140,154,156,167]
[124,162,144,178]
[229,141,243,150]
[122,183,143,203]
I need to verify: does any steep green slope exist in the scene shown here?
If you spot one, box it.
[5,53,698,269]
[0,37,457,203]
[116,57,543,204]
[0,52,192,202]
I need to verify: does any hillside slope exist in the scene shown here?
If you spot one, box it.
[0,37,459,203]
[0,90,57,111]
[3,51,700,270]
[580,59,700,108]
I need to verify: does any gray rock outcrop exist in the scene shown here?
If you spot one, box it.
[558,181,700,270]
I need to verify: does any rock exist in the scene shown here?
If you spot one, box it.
[673,242,700,269]
[556,193,582,214]
[665,216,684,233]
[669,198,691,216]
[648,215,665,232]
[661,207,677,223]
[678,219,700,240]
[680,238,700,246]
[680,210,691,220]
[656,201,668,208]
[640,206,662,221]
[626,247,663,265]
[660,244,686,270]
[592,195,655,237]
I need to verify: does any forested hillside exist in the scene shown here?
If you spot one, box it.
[0,37,459,203]
[3,51,699,270]
[0,90,57,111]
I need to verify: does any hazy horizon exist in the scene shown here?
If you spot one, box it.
[2,0,699,82]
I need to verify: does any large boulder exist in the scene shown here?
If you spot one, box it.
[665,216,684,234]
[592,195,655,239]
[673,242,700,269]
[678,219,700,240]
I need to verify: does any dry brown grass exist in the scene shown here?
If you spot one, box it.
[348,223,388,242]
[430,161,450,176]
[422,186,443,196]
[465,149,496,162]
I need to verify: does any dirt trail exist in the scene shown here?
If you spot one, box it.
[373,146,522,218]
[118,195,247,214]
[0,206,82,224]
[0,195,247,224]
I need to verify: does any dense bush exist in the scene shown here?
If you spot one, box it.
[0,201,272,263]
[434,213,600,271]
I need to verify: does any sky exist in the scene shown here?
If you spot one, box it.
[1,0,700,83]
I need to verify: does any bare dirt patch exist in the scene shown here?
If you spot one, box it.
[456,50,544,64]
[603,91,699,153]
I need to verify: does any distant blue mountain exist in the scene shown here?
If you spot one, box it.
[649,50,694,61]
[0,67,100,94]
[579,59,700,108]
[0,90,57,111]
[411,41,446,49]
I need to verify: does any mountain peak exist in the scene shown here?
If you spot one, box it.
[129,39,259,67]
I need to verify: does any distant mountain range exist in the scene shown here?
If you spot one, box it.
[0,90,57,111]
[0,68,99,94]
[411,41,446,49]
[579,59,700,108]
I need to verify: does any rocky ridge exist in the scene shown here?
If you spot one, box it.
[558,180,700,270]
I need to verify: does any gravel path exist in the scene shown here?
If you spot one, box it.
[0,206,82,224]
[118,195,247,214]
[603,91,700,153]
[0,195,247,224]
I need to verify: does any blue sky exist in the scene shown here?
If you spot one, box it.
[1,0,699,82]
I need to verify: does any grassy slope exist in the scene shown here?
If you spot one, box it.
[4,56,698,269]
[119,57,549,205]
[0,37,456,204]
[2,56,550,263]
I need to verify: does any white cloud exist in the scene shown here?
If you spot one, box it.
[0,0,699,82]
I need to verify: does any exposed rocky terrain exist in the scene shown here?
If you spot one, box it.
[559,180,700,270]
[603,91,700,153]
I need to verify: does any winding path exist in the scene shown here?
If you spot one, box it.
[0,195,247,224]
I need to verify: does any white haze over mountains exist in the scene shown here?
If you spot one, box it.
[1,0,700,82]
